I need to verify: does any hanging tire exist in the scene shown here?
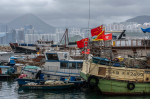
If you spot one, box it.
[87,75,99,87]
[127,82,135,90]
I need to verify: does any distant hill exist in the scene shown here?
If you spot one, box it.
[126,15,150,24]
[7,14,55,33]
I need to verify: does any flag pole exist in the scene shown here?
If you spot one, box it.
[86,0,91,60]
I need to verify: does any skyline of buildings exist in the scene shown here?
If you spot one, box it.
[0,22,150,45]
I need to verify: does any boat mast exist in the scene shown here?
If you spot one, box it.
[59,28,69,48]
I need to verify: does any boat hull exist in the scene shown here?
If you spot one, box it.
[20,84,74,90]
[9,43,37,54]
[80,71,150,95]
[0,74,20,80]
[17,78,84,87]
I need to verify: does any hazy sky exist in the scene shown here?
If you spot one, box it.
[0,0,149,28]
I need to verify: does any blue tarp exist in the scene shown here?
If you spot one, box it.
[93,57,110,62]
[92,57,110,65]
[10,56,25,59]
[141,28,150,33]
[0,66,10,68]
[24,66,41,70]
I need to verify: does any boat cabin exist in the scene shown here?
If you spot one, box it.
[43,51,83,78]
[0,66,11,74]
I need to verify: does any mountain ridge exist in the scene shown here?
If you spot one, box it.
[125,15,150,24]
[7,14,55,33]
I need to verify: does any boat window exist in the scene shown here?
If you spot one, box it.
[46,54,58,60]
[69,63,76,69]
[77,63,83,69]
[98,67,106,76]
[60,62,68,69]
[64,53,67,59]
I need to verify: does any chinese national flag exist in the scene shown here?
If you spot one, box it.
[91,25,103,36]
[102,33,112,41]
[77,38,89,48]
[82,49,90,54]
[94,30,105,41]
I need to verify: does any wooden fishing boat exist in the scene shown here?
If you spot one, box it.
[17,77,84,87]
[80,57,150,95]
[9,43,37,54]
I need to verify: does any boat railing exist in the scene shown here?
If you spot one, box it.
[92,57,127,67]
[112,39,150,47]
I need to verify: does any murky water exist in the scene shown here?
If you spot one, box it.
[0,81,150,99]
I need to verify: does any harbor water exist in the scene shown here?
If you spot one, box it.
[0,81,150,99]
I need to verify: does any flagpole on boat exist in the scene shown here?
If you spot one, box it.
[86,0,91,60]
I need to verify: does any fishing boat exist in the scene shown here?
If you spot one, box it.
[42,50,83,78]
[80,55,150,95]
[9,43,37,54]
[16,50,84,86]
[21,51,83,79]
[0,66,19,80]
[17,76,84,87]
[19,80,75,90]
[9,40,54,54]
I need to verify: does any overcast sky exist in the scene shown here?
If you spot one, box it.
[0,0,149,28]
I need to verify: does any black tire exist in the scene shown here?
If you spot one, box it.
[127,82,135,90]
[88,75,99,87]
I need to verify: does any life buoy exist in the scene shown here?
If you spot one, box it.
[87,75,99,87]
[127,82,135,90]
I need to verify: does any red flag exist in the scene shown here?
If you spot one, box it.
[94,30,105,41]
[82,49,90,54]
[77,38,89,48]
[102,33,112,41]
[91,25,103,37]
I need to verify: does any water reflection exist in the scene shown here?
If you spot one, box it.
[18,88,86,99]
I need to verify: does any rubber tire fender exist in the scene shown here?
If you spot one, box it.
[87,75,99,87]
[127,82,135,90]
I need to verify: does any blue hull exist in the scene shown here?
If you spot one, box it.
[17,78,84,87]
